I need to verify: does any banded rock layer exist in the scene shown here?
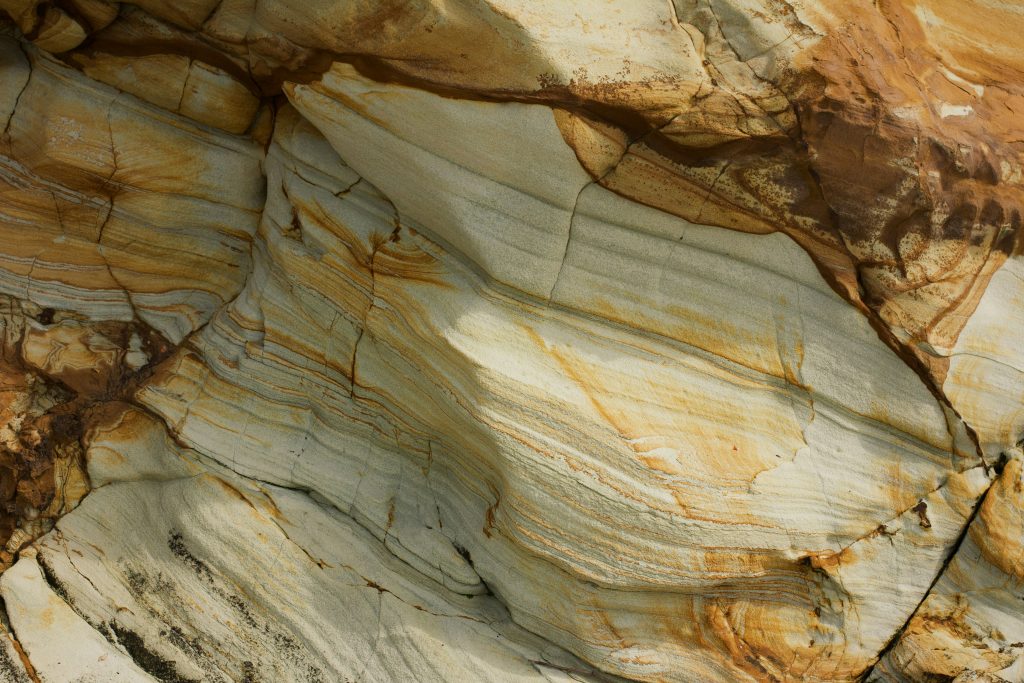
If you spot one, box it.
[0,1,1020,682]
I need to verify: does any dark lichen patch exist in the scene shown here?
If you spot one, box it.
[167,532,214,583]
[264,627,324,681]
[123,565,149,595]
[0,635,31,683]
[120,562,176,602]
[95,621,115,642]
[108,536,331,681]
[159,534,328,680]
[165,626,207,661]
[35,554,72,607]
[109,621,200,683]
[158,622,222,682]
[113,563,227,680]
[225,592,260,629]
[305,663,325,683]
[273,631,299,653]
[168,536,261,630]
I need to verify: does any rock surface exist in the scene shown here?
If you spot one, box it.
[0,1,1019,682]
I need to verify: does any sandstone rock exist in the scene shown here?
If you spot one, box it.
[870,456,1024,682]
[1,548,154,681]
[0,2,1018,682]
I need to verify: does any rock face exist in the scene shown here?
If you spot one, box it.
[0,1,1020,681]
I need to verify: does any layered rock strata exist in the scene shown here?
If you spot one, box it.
[0,1,1019,682]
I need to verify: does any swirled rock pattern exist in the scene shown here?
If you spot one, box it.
[0,1,1020,682]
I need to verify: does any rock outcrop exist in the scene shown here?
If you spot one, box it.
[0,1,1020,681]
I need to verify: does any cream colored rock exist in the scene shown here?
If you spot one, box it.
[870,457,1024,682]
[0,625,30,682]
[0,37,263,343]
[288,64,594,299]
[70,53,260,134]
[941,257,1024,460]
[1,550,153,682]
[0,1,1018,682]
[129,98,988,680]
[24,404,614,682]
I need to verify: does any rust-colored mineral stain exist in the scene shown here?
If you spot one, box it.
[911,500,932,529]
[482,483,500,539]
[0,308,176,567]
[7,630,41,683]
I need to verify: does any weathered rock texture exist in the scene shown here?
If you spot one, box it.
[0,1,1019,682]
